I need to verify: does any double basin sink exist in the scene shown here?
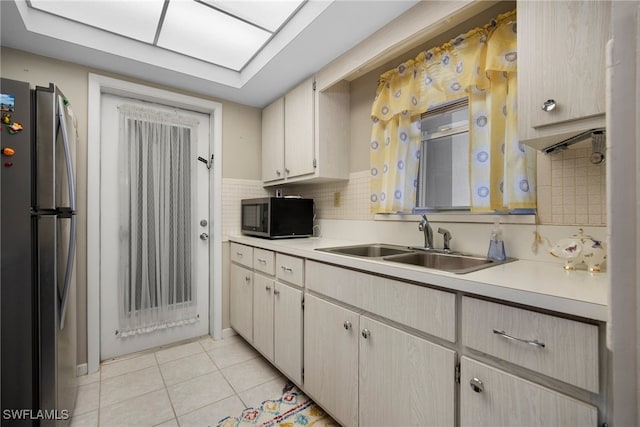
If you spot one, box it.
[317,243,513,274]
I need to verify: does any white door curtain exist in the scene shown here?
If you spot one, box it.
[116,104,200,337]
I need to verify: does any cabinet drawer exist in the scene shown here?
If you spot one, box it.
[276,253,304,287]
[253,248,275,276]
[230,243,253,268]
[306,261,455,341]
[462,296,599,392]
[460,357,597,426]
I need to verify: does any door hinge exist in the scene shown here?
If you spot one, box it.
[301,297,305,310]
[312,158,317,168]
[301,367,305,381]
[455,363,461,384]
[312,80,316,91]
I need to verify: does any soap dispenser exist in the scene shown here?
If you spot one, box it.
[487,218,507,261]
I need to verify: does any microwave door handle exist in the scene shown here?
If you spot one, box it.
[57,96,76,211]
[59,214,76,330]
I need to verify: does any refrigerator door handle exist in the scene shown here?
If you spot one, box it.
[59,213,76,330]
[57,95,76,211]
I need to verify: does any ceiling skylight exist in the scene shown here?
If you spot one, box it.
[27,0,305,71]
[201,0,303,32]
[29,0,165,43]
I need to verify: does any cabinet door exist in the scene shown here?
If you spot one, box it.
[359,316,455,427]
[284,78,315,179]
[230,263,253,342]
[518,1,610,133]
[262,97,285,183]
[304,295,359,426]
[460,357,597,427]
[273,282,303,384]
[253,273,274,361]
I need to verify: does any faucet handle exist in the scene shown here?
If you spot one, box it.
[438,227,452,251]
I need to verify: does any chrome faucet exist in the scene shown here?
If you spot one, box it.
[418,214,433,249]
[438,228,452,252]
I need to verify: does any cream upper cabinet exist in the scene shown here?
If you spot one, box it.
[518,0,611,149]
[284,78,315,180]
[261,78,349,186]
[261,97,284,183]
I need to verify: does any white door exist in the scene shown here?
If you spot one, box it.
[100,94,210,360]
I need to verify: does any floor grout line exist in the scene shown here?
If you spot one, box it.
[72,336,292,427]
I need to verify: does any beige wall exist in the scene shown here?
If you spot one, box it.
[1,47,263,365]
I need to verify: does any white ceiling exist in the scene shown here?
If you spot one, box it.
[1,0,419,107]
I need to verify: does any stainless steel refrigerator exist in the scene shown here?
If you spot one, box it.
[1,78,77,426]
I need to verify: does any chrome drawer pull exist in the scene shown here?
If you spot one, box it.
[281,266,293,273]
[236,252,243,257]
[493,329,546,348]
[257,258,267,264]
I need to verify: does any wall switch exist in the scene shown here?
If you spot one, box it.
[333,191,341,207]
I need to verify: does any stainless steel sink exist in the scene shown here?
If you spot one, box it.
[317,243,514,274]
[317,243,413,258]
[383,251,510,274]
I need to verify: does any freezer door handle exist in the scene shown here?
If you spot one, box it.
[57,95,76,211]
[59,214,76,330]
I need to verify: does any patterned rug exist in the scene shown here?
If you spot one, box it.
[215,382,338,427]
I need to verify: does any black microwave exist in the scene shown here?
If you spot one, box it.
[241,197,314,239]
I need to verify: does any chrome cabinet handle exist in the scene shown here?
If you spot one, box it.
[257,258,267,264]
[492,329,546,348]
[541,99,557,112]
[280,266,293,273]
[265,285,271,291]
[361,329,371,339]
[273,288,280,295]
[236,252,243,257]
[276,170,281,176]
[284,168,290,175]
[343,321,352,330]
[245,276,251,283]
[470,377,484,393]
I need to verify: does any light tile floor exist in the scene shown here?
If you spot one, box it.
[71,335,291,427]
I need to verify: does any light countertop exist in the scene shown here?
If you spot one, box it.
[228,235,609,322]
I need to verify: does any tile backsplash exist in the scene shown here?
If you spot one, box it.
[536,148,606,226]
[221,150,606,240]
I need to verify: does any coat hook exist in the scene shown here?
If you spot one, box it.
[197,155,213,170]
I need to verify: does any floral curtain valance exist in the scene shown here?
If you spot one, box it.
[370,10,536,213]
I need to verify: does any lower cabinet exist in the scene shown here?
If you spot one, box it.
[359,317,456,427]
[251,271,303,384]
[304,294,359,426]
[304,294,456,426]
[273,281,303,385]
[460,357,598,426]
[252,273,274,359]
[230,263,253,342]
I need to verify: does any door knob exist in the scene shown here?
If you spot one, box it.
[200,233,209,240]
